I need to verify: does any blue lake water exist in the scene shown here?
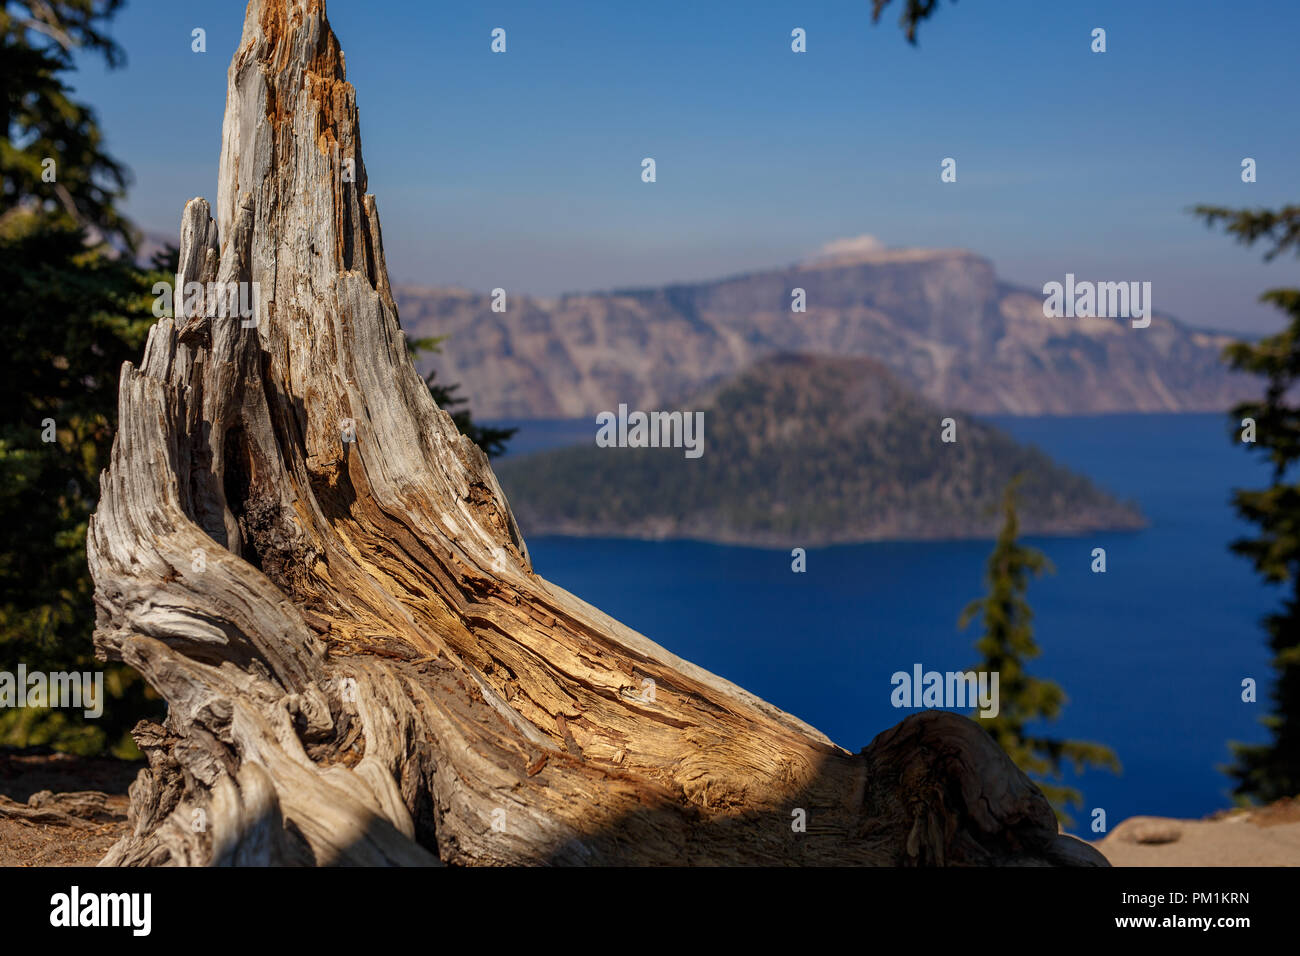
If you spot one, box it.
[496,413,1275,824]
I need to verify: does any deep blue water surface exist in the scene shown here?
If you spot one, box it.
[498,413,1274,822]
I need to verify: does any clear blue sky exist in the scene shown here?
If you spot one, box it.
[76,0,1300,332]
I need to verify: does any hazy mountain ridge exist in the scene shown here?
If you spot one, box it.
[494,353,1146,547]
[396,247,1253,419]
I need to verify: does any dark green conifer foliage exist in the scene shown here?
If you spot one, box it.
[962,481,1120,823]
[0,1,159,754]
[407,335,515,460]
[1196,203,1300,801]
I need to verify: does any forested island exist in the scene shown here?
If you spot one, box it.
[497,353,1145,546]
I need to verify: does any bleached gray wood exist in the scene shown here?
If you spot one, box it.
[87,0,1106,867]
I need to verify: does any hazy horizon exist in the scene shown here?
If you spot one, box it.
[80,0,1300,333]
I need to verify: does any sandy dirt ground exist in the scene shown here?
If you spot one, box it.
[1094,799,1300,866]
[0,748,135,866]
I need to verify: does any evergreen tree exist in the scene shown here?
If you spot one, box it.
[407,335,515,459]
[1,0,133,246]
[961,480,1119,823]
[1196,203,1300,802]
[0,222,163,755]
[0,0,163,756]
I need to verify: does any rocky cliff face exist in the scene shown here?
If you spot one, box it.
[396,248,1253,418]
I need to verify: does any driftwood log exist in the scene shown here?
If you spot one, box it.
[87,0,1106,867]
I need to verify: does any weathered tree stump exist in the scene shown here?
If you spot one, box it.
[87,0,1106,867]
